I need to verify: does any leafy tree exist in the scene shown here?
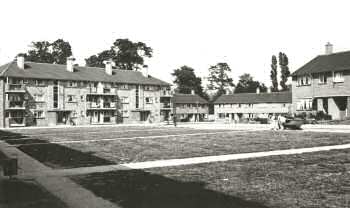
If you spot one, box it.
[85,39,153,70]
[234,73,267,93]
[270,55,278,92]
[207,62,234,92]
[172,66,207,99]
[85,50,116,68]
[279,52,290,91]
[23,39,72,64]
[51,39,73,64]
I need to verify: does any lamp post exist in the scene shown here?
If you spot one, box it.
[173,95,177,127]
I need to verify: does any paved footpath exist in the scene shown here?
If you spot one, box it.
[0,140,120,208]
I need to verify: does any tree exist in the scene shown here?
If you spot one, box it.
[172,66,207,99]
[279,52,290,91]
[23,39,72,64]
[207,62,234,92]
[270,55,278,92]
[85,39,153,70]
[51,39,73,64]
[234,73,267,93]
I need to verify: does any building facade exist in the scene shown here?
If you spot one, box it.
[0,57,171,128]
[214,91,292,122]
[292,43,350,120]
[172,92,209,122]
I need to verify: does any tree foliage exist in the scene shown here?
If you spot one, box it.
[234,73,267,94]
[279,52,290,91]
[270,55,278,92]
[23,39,72,64]
[172,66,207,99]
[85,39,153,70]
[207,62,234,91]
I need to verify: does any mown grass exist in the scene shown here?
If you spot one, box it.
[72,149,350,208]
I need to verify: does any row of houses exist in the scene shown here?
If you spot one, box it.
[0,43,348,127]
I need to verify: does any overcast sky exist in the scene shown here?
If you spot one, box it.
[1,0,350,87]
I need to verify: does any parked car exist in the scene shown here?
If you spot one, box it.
[283,118,304,130]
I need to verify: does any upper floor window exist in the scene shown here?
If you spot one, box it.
[145,97,153,104]
[119,84,129,90]
[333,71,344,83]
[121,96,129,104]
[67,81,78,87]
[67,95,76,102]
[297,76,311,86]
[36,80,46,86]
[318,74,327,84]
[34,94,44,102]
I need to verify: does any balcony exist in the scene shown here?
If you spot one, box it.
[5,84,26,93]
[86,102,116,110]
[6,101,26,110]
[161,103,171,109]
[8,117,26,127]
[161,90,172,97]
[87,87,116,96]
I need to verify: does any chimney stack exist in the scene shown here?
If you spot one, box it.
[225,89,230,95]
[256,87,260,94]
[325,42,333,55]
[191,89,195,95]
[104,60,113,75]
[267,87,271,93]
[66,56,75,72]
[142,68,149,77]
[17,55,25,69]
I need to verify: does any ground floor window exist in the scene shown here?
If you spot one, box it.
[297,99,313,111]
[218,113,225,119]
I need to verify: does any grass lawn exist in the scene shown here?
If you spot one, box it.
[0,179,67,208]
[1,127,350,169]
[64,130,350,164]
[71,149,350,208]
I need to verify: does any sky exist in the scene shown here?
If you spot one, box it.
[1,0,350,88]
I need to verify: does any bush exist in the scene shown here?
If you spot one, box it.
[315,111,332,120]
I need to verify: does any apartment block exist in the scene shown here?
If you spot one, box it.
[292,43,350,120]
[0,56,171,128]
[214,90,292,122]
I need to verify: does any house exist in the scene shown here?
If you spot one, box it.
[291,43,350,120]
[0,56,171,128]
[214,90,292,122]
[171,91,209,122]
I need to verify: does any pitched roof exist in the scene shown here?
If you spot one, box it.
[0,61,170,86]
[292,50,350,76]
[214,91,292,104]
[172,93,209,104]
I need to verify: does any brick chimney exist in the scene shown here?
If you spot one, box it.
[66,56,75,72]
[17,55,25,69]
[325,42,333,55]
[105,60,113,75]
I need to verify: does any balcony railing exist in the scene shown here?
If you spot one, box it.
[161,103,171,109]
[5,84,26,93]
[86,102,116,109]
[6,101,26,110]
[88,87,116,95]
[9,117,26,127]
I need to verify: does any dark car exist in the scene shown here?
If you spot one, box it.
[283,118,304,130]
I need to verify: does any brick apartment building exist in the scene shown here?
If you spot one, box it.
[172,91,209,122]
[0,56,171,128]
[292,43,350,120]
[214,90,292,122]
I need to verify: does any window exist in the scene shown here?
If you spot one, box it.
[145,97,153,104]
[34,111,45,119]
[155,97,159,103]
[120,84,129,90]
[36,80,46,86]
[67,95,76,102]
[67,81,78,87]
[135,85,139,108]
[121,97,129,104]
[319,74,327,84]
[81,95,84,102]
[297,76,311,86]
[34,94,44,102]
[144,86,152,91]
[297,99,313,111]
[238,104,242,108]
[218,113,225,119]
[333,72,344,83]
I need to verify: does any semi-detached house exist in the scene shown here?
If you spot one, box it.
[292,43,350,120]
[0,56,171,128]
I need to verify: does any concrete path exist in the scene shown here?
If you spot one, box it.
[20,143,350,178]
[0,140,120,208]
